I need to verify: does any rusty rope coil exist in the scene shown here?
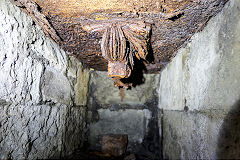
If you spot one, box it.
[100,22,150,80]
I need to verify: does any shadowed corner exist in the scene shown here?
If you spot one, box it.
[121,28,154,88]
[121,57,146,87]
[217,98,240,159]
[146,26,155,64]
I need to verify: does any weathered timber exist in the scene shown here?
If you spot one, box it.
[10,0,229,73]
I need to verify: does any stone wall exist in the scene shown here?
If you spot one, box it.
[87,71,161,158]
[0,0,88,159]
[158,0,240,159]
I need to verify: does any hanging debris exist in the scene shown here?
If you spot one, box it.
[82,19,152,89]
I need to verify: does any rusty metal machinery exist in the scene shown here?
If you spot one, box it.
[9,0,228,87]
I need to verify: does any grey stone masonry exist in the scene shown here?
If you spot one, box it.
[0,0,88,159]
[158,0,240,159]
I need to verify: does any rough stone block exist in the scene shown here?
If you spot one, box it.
[89,71,159,105]
[162,110,225,159]
[89,109,152,151]
[0,0,87,159]
[124,154,136,160]
[158,0,240,111]
[42,67,72,105]
[102,134,128,157]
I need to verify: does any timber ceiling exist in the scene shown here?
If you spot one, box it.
[10,0,228,73]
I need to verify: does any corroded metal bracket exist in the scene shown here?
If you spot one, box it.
[83,19,152,88]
